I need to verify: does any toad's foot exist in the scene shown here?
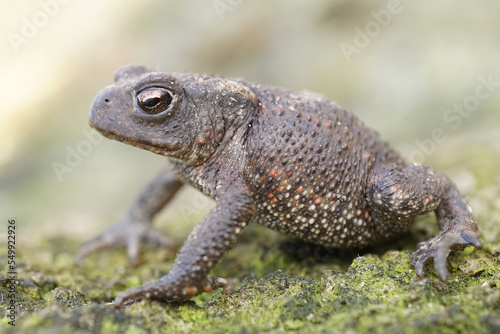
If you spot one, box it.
[114,275,232,308]
[75,219,174,266]
[411,218,482,281]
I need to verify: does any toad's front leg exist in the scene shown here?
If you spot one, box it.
[76,166,184,266]
[114,178,255,308]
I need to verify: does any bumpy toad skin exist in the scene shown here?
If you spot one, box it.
[78,65,482,308]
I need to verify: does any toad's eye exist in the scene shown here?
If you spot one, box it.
[137,87,173,114]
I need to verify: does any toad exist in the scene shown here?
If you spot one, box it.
[77,65,482,307]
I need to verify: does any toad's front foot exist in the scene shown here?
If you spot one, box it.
[114,275,232,308]
[411,217,482,281]
[75,218,174,266]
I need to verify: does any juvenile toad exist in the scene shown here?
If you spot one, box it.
[78,65,482,307]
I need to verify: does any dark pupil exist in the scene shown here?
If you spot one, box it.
[137,88,173,114]
[143,96,161,107]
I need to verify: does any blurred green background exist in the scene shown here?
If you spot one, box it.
[1,0,499,251]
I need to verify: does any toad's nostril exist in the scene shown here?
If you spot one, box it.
[104,98,110,103]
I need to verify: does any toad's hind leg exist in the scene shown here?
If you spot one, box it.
[366,162,481,281]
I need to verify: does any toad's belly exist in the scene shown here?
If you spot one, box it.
[250,191,382,248]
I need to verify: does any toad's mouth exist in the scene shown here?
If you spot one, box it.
[90,122,182,157]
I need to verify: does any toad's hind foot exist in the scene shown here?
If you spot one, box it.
[411,217,482,281]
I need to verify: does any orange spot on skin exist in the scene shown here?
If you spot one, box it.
[183,286,198,296]
[268,194,274,199]
[273,198,278,203]
[278,187,284,192]
[283,180,288,185]
[314,198,321,205]
[270,170,276,177]
[199,139,205,145]
[205,133,211,139]
[365,211,370,219]
[277,170,283,176]
[271,186,275,190]
[297,186,303,193]
[428,195,434,203]
[326,121,332,129]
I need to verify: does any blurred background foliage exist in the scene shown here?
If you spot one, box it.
[1,0,499,248]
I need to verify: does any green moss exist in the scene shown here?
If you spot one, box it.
[44,287,89,307]
[3,222,500,333]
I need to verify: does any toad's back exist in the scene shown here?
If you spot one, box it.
[243,84,403,247]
